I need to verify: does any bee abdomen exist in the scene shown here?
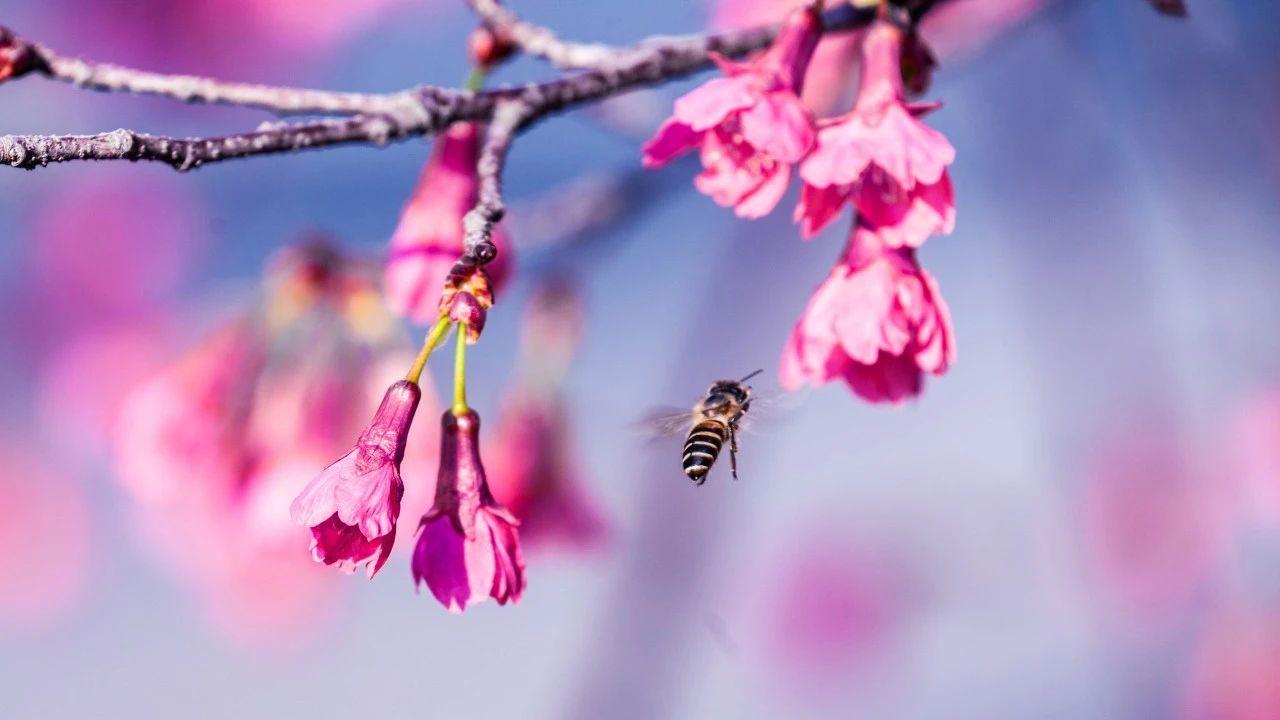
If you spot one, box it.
[683,419,726,484]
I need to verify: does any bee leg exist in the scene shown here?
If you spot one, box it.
[728,426,739,481]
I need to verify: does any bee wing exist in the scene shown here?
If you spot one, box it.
[737,389,804,434]
[636,405,698,438]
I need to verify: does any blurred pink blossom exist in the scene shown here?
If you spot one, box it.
[780,222,956,403]
[487,280,608,553]
[385,123,513,325]
[1080,422,1229,628]
[1180,608,1280,720]
[1226,388,1280,526]
[36,323,174,454]
[643,6,821,219]
[758,525,913,698]
[796,20,955,245]
[413,409,526,613]
[0,441,92,631]
[112,242,422,647]
[41,0,421,78]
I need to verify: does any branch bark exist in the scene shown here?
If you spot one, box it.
[0,4,875,171]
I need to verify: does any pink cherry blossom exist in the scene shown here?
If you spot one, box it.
[384,122,512,324]
[642,6,821,219]
[290,380,422,577]
[795,19,955,245]
[114,320,264,505]
[413,409,525,613]
[779,222,955,403]
[708,0,863,116]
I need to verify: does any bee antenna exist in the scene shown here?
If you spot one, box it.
[739,368,763,383]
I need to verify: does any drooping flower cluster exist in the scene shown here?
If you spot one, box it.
[295,209,528,612]
[645,11,958,403]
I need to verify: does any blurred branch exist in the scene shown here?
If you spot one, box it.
[0,27,420,116]
[466,0,622,70]
[0,4,880,171]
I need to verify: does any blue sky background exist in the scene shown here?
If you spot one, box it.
[2,1,1279,718]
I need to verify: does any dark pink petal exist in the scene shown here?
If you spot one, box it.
[641,118,703,169]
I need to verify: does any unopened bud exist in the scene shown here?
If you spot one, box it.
[468,27,517,69]
[0,30,39,83]
[447,292,488,343]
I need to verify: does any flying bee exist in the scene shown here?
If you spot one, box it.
[647,370,762,486]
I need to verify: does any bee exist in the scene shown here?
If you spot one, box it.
[648,370,762,485]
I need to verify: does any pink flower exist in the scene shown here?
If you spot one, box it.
[290,380,422,577]
[707,0,862,116]
[412,409,525,613]
[779,223,955,403]
[795,19,955,246]
[642,6,821,219]
[384,122,512,324]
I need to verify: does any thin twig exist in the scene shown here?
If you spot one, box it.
[0,27,423,117]
[461,100,529,264]
[466,0,623,70]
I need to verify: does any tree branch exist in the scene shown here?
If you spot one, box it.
[0,4,877,171]
[0,26,423,117]
[462,101,528,263]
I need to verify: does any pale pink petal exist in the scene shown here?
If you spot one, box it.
[672,75,759,131]
[739,91,815,163]
[734,164,792,219]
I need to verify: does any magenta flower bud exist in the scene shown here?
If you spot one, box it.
[446,291,487,343]
[290,380,421,577]
[412,409,525,613]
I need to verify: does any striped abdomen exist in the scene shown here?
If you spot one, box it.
[683,418,727,484]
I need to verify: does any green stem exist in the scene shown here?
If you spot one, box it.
[452,321,469,415]
[464,67,488,93]
[405,317,453,384]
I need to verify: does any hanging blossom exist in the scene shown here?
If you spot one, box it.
[290,380,421,577]
[384,122,513,325]
[487,279,609,553]
[642,5,821,219]
[780,222,955,403]
[413,408,526,612]
[795,17,955,248]
[409,266,526,612]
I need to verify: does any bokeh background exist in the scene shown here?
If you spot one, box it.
[3,0,1280,718]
